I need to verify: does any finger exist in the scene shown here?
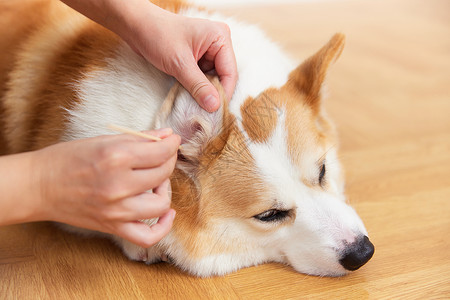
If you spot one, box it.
[213,42,238,101]
[119,179,171,221]
[128,134,180,169]
[114,179,171,221]
[116,209,176,248]
[174,58,220,112]
[129,153,177,192]
[199,30,237,102]
[153,177,171,199]
[103,151,176,202]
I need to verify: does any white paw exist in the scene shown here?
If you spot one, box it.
[119,238,149,262]
[112,218,165,264]
[117,238,164,263]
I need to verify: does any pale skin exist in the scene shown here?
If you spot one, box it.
[0,0,238,248]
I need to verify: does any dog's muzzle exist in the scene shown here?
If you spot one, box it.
[339,235,375,271]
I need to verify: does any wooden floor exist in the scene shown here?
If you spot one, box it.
[1,0,449,298]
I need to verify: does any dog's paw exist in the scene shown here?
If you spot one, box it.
[119,239,165,263]
[111,217,167,263]
[120,239,149,262]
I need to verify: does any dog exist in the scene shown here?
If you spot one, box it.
[0,0,374,277]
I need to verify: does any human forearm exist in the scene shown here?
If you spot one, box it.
[59,0,169,42]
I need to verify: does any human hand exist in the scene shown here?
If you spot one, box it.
[32,128,180,248]
[118,3,238,112]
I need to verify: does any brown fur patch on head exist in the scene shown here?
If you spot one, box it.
[201,131,273,220]
[241,93,279,143]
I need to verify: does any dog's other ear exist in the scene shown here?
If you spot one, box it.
[154,76,229,173]
[288,33,345,112]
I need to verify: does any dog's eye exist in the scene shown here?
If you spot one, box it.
[319,163,326,186]
[254,209,290,222]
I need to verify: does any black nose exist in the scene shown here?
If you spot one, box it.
[339,236,374,271]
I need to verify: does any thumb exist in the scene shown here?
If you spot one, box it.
[174,61,220,112]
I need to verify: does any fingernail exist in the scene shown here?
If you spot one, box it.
[203,95,218,112]
[171,210,176,221]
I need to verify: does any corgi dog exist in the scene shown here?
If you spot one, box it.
[0,0,374,277]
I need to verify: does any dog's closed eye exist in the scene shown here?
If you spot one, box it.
[253,209,291,223]
[319,163,326,186]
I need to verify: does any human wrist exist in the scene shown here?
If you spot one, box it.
[26,149,53,222]
[0,152,47,225]
[102,0,173,46]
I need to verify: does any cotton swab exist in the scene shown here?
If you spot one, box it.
[108,124,183,150]
[108,124,162,141]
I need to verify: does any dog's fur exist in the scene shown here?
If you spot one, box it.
[0,0,374,277]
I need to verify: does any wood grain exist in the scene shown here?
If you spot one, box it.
[1,0,449,298]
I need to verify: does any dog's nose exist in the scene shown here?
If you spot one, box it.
[339,236,374,271]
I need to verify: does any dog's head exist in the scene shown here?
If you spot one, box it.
[153,34,374,277]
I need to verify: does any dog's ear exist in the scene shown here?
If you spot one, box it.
[154,76,229,174]
[288,33,345,112]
